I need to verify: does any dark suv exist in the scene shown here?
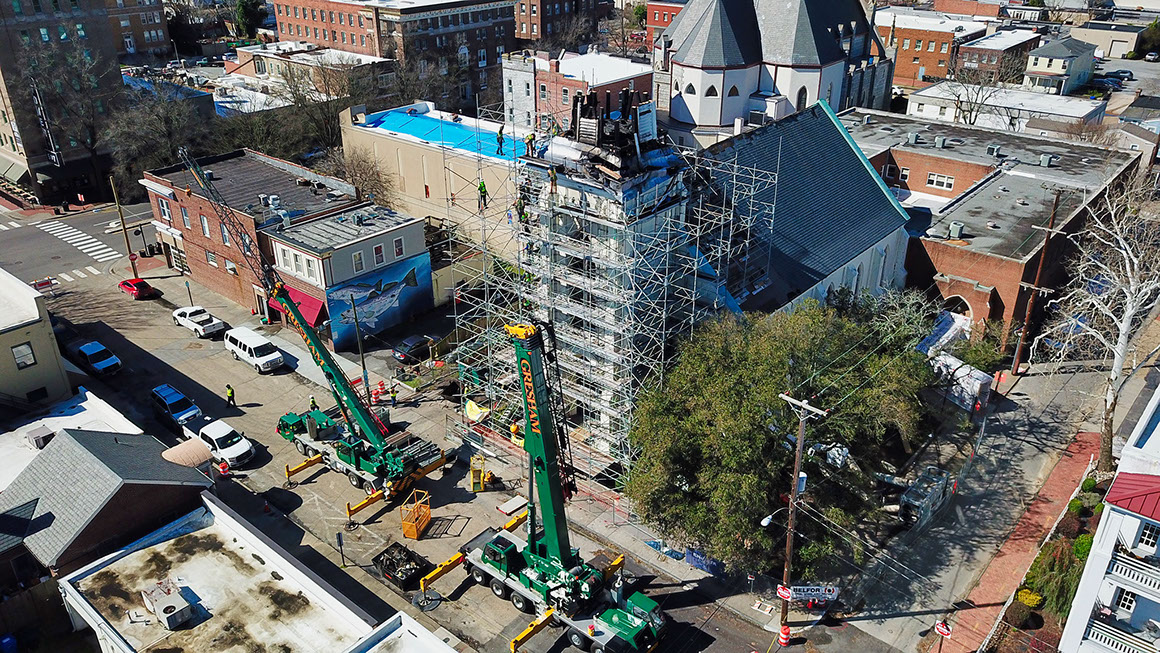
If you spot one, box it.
[150,384,202,431]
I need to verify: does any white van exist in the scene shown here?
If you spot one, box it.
[224,327,284,373]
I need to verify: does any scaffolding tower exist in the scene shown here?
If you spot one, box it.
[439,95,779,491]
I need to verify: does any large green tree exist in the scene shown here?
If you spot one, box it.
[625,292,935,573]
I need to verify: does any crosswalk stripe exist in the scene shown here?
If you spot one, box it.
[58,272,73,282]
[89,252,117,260]
[72,269,87,278]
[28,220,40,225]
[7,222,19,228]
[78,242,105,252]
[40,223,68,233]
[94,253,122,262]
[62,234,91,243]
[0,224,9,231]
[85,266,100,275]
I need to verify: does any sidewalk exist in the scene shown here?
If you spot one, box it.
[935,430,1098,653]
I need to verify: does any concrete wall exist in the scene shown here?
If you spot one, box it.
[0,291,70,406]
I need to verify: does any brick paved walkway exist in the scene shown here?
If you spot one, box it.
[936,430,1099,653]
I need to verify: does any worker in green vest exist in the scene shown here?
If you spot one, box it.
[225,384,236,407]
[478,178,489,210]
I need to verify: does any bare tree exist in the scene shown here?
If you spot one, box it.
[314,146,395,207]
[1031,177,1160,471]
[275,55,380,148]
[215,105,306,160]
[380,54,468,112]
[542,15,593,53]
[19,27,123,195]
[1058,120,1122,148]
[941,55,1031,129]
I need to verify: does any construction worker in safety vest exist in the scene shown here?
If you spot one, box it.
[548,167,558,194]
[478,178,489,210]
[514,198,526,222]
[308,395,318,411]
[525,133,536,158]
[496,125,505,156]
[390,387,399,408]
[225,384,236,407]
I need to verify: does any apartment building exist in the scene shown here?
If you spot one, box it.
[272,0,516,105]
[228,41,393,95]
[644,0,683,44]
[0,266,70,407]
[0,0,121,205]
[1023,37,1097,96]
[502,50,651,130]
[954,29,1039,83]
[874,8,987,88]
[512,0,597,41]
[106,0,169,57]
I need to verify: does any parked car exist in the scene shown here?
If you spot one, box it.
[1105,69,1135,81]
[1146,52,1159,62]
[224,326,284,373]
[69,341,122,376]
[182,416,255,468]
[393,335,433,364]
[119,278,156,299]
[192,57,209,66]
[150,384,202,430]
[173,306,226,338]
[165,59,183,70]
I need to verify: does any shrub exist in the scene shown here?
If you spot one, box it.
[1094,503,1105,515]
[1079,492,1102,509]
[1074,534,1094,561]
[1056,512,1081,538]
[1026,539,1085,617]
[1017,588,1044,609]
[1082,478,1097,493]
[1067,499,1084,515]
[1005,600,1032,628]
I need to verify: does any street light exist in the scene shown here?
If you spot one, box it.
[760,507,789,529]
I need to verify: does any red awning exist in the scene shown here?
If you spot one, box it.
[268,286,326,327]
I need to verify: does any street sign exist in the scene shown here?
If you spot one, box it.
[791,585,839,601]
[935,621,952,638]
[776,585,792,601]
[129,253,138,261]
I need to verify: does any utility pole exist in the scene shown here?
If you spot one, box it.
[778,393,828,627]
[1010,188,1064,375]
[349,294,372,405]
[110,175,137,278]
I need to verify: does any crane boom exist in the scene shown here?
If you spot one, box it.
[175,147,390,451]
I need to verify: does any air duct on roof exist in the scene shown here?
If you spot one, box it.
[949,221,965,239]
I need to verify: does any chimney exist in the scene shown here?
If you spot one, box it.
[550,59,560,73]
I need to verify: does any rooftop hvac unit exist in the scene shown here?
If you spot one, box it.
[987,144,1002,157]
[935,136,946,148]
[269,194,282,209]
[907,132,919,145]
[747,110,766,126]
[258,193,269,206]
[203,170,214,181]
[141,579,193,631]
[325,190,345,202]
[295,177,310,186]
[1039,153,1052,167]
[25,425,54,450]
[948,221,965,239]
[862,115,872,125]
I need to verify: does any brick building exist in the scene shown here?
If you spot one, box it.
[273,0,517,106]
[106,0,169,57]
[226,41,394,98]
[644,0,683,44]
[0,0,121,205]
[501,50,651,129]
[932,0,1001,17]
[513,0,597,42]
[140,150,360,324]
[955,29,1039,83]
[874,8,986,88]
[840,108,1138,336]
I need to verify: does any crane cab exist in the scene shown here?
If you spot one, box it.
[482,537,526,577]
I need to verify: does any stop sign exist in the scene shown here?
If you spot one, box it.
[128,253,138,261]
[935,621,952,638]
[776,585,792,601]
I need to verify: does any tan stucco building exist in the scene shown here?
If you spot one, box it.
[0,267,70,407]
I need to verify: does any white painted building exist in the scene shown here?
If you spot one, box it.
[906,82,1106,131]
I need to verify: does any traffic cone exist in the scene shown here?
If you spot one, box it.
[371,388,381,405]
[378,380,386,394]
[263,500,271,514]
[218,461,230,478]
[778,624,790,647]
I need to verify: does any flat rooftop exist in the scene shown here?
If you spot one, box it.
[0,265,42,331]
[240,41,389,66]
[0,386,141,491]
[151,150,354,221]
[1076,21,1147,33]
[356,102,531,162]
[314,0,505,12]
[535,52,652,85]
[210,73,292,115]
[912,82,1106,119]
[840,108,1136,261]
[873,8,987,33]
[67,495,375,653]
[961,29,1040,50]
[263,202,421,255]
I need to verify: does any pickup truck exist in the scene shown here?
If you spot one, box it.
[182,416,255,468]
[172,306,226,338]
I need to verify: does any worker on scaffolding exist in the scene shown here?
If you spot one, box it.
[548,167,558,194]
[478,178,489,210]
[514,197,527,222]
[524,133,537,158]
[496,125,505,156]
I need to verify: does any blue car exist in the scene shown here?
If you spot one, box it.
[150,384,202,430]
[70,341,122,376]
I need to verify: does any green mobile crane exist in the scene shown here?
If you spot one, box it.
[422,323,666,652]
[176,148,445,513]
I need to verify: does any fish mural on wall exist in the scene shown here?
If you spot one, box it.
[325,253,433,351]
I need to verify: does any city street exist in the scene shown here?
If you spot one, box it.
[26,262,775,653]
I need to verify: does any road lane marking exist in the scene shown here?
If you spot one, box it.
[72,269,87,278]
[85,266,100,275]
[58,272,73,282]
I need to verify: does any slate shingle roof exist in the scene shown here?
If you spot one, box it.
[702,102,909,311]
[0,430,210,567]
[0,499,38,556]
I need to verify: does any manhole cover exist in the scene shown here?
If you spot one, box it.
[51,255,61,260]
[184,342,205,350]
